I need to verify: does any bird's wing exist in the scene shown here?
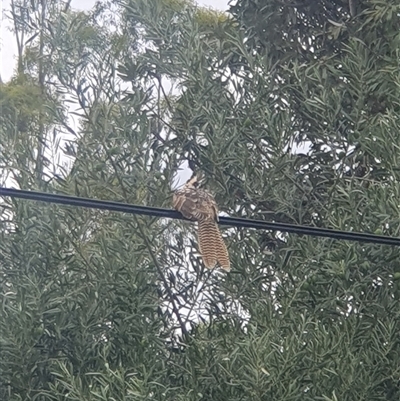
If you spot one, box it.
[173,188,218,221]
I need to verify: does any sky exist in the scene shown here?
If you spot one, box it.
[0,0,230,82]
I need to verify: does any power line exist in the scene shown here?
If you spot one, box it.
[1,186,400,247]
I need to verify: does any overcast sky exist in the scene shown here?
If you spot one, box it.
[0,0,230,82]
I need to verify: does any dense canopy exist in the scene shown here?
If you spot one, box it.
[1,0,400,400]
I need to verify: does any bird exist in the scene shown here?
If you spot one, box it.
[173,174,230,272]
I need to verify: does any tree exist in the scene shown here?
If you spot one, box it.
[1,0,400,400]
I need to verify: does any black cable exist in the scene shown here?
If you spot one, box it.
[1,186,400,246]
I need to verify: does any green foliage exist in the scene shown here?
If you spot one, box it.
[1,0,400,400]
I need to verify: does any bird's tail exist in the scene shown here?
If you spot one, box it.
[198,219,230,272]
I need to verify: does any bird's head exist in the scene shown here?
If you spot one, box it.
[185,173,205,189]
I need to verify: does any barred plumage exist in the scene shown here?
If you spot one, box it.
[198,219,230,271]
[173,175,230,272]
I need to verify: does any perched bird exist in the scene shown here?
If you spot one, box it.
[173,174,230,271]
